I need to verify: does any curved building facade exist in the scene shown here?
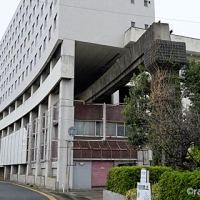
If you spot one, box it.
[0,0,155,190]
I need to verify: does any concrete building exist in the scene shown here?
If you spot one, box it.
[0,0,155,190]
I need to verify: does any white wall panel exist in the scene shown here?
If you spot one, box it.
[0,128,27,165]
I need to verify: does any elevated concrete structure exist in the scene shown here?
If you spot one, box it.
[78,23,186,103]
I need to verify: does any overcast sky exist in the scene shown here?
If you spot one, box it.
[0,0,200,39]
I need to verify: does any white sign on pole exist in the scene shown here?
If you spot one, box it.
[140,168,147,183]
[136,182,151,200]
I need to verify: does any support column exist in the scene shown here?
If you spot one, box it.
[4,166,10,180]
[57,39,75,191]
[35,104,47,180]
[111,91,119,105]
[26,111,35,176]
[45,93,58,181]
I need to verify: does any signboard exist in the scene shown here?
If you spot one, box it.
[140,168,147,183]
[137,182,151,200]
[68,126,76,137]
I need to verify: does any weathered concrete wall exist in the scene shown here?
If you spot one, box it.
[26,175,35,185]
[103,190,127,200]
[10,174,18,182]
[78,23,173,103]
[46,177,56,190]
[18,175,26,184]
[36,176,45,187]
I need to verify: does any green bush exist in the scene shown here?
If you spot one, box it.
[125,184,159,200]
[158,170,200,200]
[106,166,171,195]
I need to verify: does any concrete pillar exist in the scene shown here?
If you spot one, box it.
[111,91,119,105]
[10,165,14,175]
[45,93,58,181]
[4,166,10,180]
[26,111,36,176]
[57,39,75,190]
[35,103,47,179]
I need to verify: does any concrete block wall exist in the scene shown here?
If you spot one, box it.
[103,190,127,200]
[46,177,56,190]
[36,176,45,187]
[26,175,35,185]
[18,175,26,184]
[10,174,18,182]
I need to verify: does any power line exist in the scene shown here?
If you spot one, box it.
[29,0,200,24]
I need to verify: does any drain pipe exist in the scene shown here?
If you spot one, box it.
[103,103,106,141]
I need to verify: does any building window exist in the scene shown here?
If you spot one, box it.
[20,44,23,53]
[31,41,34,52]
[33,6,36,16]
[24,38,27,47]
[144,0,148,7]
[53,14,57,30]
[22,14,25,23]
[21,29,24,38]
[39,46,42,58]
[18,76,21,85]
[36,15,39,26]
[19,20,21,29]
[44,15,48,28]
[50,3,53,16]
[32,23,35,34]
[43,37,47,51]
[30,60,33,71]
[26,66,29,76]
[26,6,29,16]
[35,34,38,46]
[28,31,31,41]
[48,26,52,41]
[22,71,25,81]
[27,48,30,58]
[34,54,37,66]
[41,5,44,16]
[19,60,22,69]
[25,22,28,31]
[40,25,43,37]
[37,0,39,7]
[131,21,135,27]
[29,14,32,24]
[145,24,149,30]
[23,54,26,64]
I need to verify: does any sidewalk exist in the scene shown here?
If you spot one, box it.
[67,188,103,200]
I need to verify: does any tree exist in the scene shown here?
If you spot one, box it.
[123,61,200,170]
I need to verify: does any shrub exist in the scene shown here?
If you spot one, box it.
[106,166,171,195]
[125,184,159,200]
[158,170,200,200]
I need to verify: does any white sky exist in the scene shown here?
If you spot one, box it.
[0,0,200,39]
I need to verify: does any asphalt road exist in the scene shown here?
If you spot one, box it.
[0,182,50,200]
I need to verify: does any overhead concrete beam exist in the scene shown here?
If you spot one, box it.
[78,23,186,103]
